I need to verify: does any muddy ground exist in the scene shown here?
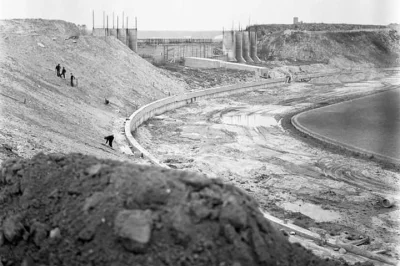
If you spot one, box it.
[135,69,400,260]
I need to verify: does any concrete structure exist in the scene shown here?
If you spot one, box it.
[117,28,127,45]
[127,29,138,52]
[137,39,215,63]
[125,71,337,165]
[250,31,262,63]
[92,27,138,53]
[242,31,254,63]
[125,79,286,166]
[184,57,268,76]
[293,17,299,24]
[109,28,117,38]
[223,29,262,64]
[235,31,246,63]
[222,30,237,62]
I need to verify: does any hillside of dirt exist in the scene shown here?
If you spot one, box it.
[250,24,400,68]
[248,23,387,33]
[0,19,188,163]
[0,152,366,266]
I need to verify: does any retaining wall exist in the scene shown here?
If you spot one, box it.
[125,72,331,166]
[292,104,400,166]
[184,57,267,76]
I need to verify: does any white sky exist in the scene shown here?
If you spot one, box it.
[0,0,399,30]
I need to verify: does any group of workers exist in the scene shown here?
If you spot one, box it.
[55,63,114,149]
[55,64,76,87]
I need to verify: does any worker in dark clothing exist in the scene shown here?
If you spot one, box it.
[70,73,75,87]
[104,135,114,148]
[55,64,61,77]
[61,67,66,79]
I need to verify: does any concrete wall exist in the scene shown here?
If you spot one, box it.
[184,57,267,76]
[125,72,331,166]
[223,30,262,64]
[117,29,127,45]
[235,31,246,63]
[92,28,107,37]
[250,31,262,63]
[137,43,214,63]
[242,31,254,63]
[109,29,117,38]
[92,28,137,52]
[127,29,138,52]
[184,57,222,68]
[125,79,283,166]
[222,31,236,62]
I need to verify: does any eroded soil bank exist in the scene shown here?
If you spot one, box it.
[135,69,400,260]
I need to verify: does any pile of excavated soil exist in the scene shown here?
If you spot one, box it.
[0,153,366,266]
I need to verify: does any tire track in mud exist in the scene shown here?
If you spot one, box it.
[315,160,395,195]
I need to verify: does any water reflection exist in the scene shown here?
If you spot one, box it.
[221,113,278,128]
[281,200,342,222]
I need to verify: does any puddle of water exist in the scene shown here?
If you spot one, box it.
[221,113,278,128]
[280,200,342,222]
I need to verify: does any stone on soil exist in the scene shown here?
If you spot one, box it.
[49,228,61,239]
[2,215,24,243]
[31,221,48,247]
[114,209,153,252]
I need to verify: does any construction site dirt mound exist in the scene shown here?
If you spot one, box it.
[0,153,367,266]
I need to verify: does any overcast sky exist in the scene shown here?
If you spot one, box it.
[1,0,399,30]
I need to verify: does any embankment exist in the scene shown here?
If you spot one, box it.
[253,24,400,68]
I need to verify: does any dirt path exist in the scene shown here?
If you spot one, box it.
[135,69,400,260]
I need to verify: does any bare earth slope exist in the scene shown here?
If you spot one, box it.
[0,19,187,163]
[254,24,400,68]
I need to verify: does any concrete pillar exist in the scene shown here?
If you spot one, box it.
[250,31,262,63]
[222,30,236,62]
[242,31,254,63]
[109,29,117,38]
[235,31,246,63]
[127,29,137,52]
[117,28,127,45]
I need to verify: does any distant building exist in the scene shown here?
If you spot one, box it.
[293,17,299,24]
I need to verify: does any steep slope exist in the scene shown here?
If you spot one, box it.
[252,24,400,68]
[0,19,187,162]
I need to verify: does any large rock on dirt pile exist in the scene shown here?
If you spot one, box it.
[0,153,355,265]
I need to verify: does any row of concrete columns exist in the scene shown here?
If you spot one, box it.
[223,30,262,63]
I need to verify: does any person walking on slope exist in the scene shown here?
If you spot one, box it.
[104,135,114,148]
[55,64,61,77]
[70,73,75,87]
[61,67,66,79]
